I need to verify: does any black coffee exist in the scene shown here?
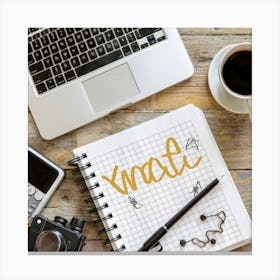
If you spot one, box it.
[222,50,252,95]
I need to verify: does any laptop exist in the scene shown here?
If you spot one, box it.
[28,28,194,140]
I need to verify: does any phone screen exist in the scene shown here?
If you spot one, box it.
[28,151,59,194]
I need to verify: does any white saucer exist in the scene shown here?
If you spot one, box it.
[208,44,249,114]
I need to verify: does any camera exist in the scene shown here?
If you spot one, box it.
[28,215,86,251]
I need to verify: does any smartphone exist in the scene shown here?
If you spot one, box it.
[28,146,65,221]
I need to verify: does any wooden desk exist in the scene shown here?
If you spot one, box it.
[28,28,252,252]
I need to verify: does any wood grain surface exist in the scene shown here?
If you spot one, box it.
[28,28,252,252]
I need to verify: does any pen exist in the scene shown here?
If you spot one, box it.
[137,175,224,251]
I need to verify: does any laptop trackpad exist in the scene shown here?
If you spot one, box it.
[82,63,140,113]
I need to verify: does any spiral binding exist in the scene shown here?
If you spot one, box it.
[89,203,109,213]
[67,153,87,166]
[68,153,126,251]
[116,245,126,252]
[94,214,113,224]
[98,223,117,234]
[80,182,100,193]
[103,234,122,246]
[72,162,92,174]
[75,171,96,183]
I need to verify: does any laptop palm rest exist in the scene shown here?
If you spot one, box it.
[82,63,140,113]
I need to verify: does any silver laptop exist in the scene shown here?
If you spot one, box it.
[28,28,194,140]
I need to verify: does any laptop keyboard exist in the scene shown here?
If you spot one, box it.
[28,28,166,94]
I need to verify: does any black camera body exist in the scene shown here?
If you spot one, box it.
[28,215,86,251]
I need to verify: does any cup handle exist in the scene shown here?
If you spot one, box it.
[247,99,252,121]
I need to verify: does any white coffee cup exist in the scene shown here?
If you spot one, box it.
[218,42,252,119]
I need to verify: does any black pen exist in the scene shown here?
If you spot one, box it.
[137,175,224,251]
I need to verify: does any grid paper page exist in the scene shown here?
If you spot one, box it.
[74,105,251,251]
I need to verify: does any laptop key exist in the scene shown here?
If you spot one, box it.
[147,34,157,45]
[58,39,67,50]
[57,29,67,39]
[28,54,35,65]
[119,36,127,46]
[104,30,115,41]
[49,31,58,42]
[41,29,50,36]
[157,36,166,42]
[114,28,123,36]
[91,28,99,35]
[29,61,44,74]
[53,53,62,64]
[50,43,59,54]
[141,43,149,49]
[46,78,56,90]
[61,61,71,72]
[52,65,62,75]
[82,29,91,39]
[78,42,87,53]
[32,33,40,40]
[28,43,33,53]
[42,46,51,57]
[70,57,80,67]
[127,32,136,43]
[79,53,89,64]
[124,28,132,33]
[40,36,50,46]
[131,42,140,52]
[74,32,83,43]
[97,45,105,56]
[34,50,43,61]
[43,57,53,68]
[105,42,113,52]
[32,39,41,50]
[66,36,75,46]
[96,34,105,45]
[86,38,96,49]
[65,70,76,82]
[122,45,132,56]
[88,50,97,60]
[29,28,40,33]
[75,50,123,77]
[112,39,120,49]
[66,28,75,35]
[70,46,79,56]
[55,74,65,85]
[61,49,70,60]
[135,28,161,39]
[36,83,47,94]
[33,69,52,84]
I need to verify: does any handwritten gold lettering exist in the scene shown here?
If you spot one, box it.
[101,137,202,195]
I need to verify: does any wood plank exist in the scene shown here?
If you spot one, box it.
[83,240,110,252]
[178,28,252,35]
[233,244,252,252]
[230,170,252,217]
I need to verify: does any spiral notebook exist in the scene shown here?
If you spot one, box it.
[69,104,251,252]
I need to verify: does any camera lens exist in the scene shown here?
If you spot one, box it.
[54,216,68,227]
[35,230,66,251]
[70,217,85,233]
